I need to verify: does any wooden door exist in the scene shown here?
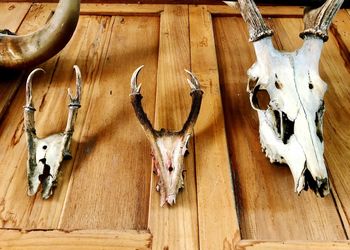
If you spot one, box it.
[0,2,349,249]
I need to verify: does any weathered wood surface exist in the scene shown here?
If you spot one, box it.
[0,229,152,249]
[189,5,240,249]
[0,2,350,249]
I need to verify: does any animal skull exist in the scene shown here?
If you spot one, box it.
[130,66,203,206]
[0,0,80,69]
[24,65,82,199]
[225,0,343,197]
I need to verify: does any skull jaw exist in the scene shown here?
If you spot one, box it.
[258,112,330,197]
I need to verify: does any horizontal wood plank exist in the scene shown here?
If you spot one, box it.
[236,240,350,250]
[0,229,151,249]
[80,3,164,15]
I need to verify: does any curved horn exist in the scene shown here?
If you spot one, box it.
[0,0,80,69]
[224,0,273,42]
[300,0,344,41]
[130,65,156,140]
[180,70,203,136]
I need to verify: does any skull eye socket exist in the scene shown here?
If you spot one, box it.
[251,85,270,110]
[315,102,325,143]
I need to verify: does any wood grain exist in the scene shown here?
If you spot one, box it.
[0,2,31,120]
[147,5,199,250]
[236,240,350,250]
[58,15,160,230]
[80,3,164,15]
[189,5,240,249]
[0,229,151,249]
[213,16,347,240]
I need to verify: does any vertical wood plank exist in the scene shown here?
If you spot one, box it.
[0,2,31,120]
[189,5,240,249]
[58,15,160,230]
[213,16,347,240]
[148,5,199,249]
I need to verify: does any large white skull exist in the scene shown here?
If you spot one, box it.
[226,0,343,196]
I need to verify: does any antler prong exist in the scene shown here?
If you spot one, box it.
[67,65,82,106]
[130,65,144,95]
[300,0,344,41]
[225,0,274,42]
[25,68,45,109]
[181,70,203,135]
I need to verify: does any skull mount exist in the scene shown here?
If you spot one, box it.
[24,65,82,199]
[130,65,203,206]
[225,0,344,197]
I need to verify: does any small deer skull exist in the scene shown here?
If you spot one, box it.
[130,66,203,206]
[24,65,82,199]
[225,0,343,197]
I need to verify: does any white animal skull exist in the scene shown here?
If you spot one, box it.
[225,0,343,196]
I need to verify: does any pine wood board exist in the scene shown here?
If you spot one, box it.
[58,15,160,230]
[80,3,164,15]
[0,229,151,249]
[189,5,240,249]
[207,5,304,16]
[147,5,199,249]
[213,16,347,240]
[236,240,350,250]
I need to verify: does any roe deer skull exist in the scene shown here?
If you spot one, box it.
[130,66,203,206]
[24,66,82,199]
[225,0,343,197]
[0,0,80,69]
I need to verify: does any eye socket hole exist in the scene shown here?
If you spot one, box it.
[252,87,270,110]
[248,77,259,91]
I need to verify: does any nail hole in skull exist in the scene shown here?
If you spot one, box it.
[43,145,47,150]
[169,166,174,172]
[252,85,270,110]
[275,81,282,89]
[309,84,314,89]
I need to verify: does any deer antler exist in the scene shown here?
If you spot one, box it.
[300,0,344,41]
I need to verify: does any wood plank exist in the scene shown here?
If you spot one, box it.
[213,16,347,240]
[58,15,160,230]
[0,229,151,249]
[80,3,164,15]
[207,5,304,16]
[0,2,31,120]
[189,5,240,249]
[236,240,350,250]
[148,5,199,249]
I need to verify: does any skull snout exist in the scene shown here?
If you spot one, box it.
[166,194,177,206]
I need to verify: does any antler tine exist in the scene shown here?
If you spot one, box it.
[130,66,156,139]
[25,68,45,109]
[224,0,274,42]
[68,65,82,106]
[300,0,344,41]
[181,70,203,135]
[130,65,144,95]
